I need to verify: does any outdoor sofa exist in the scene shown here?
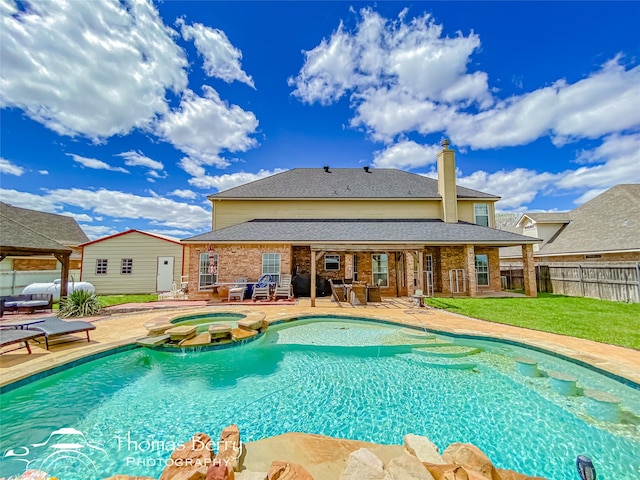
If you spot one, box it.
[0,293,53,317]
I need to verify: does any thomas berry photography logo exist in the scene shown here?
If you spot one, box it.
[2,427,108,479]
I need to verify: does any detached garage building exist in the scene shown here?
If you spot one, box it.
[80,230,186,294]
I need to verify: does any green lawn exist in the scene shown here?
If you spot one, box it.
[97,294,158,307]
[426,293,640,350]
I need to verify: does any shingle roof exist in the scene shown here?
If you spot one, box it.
[80,229,181,247]
[0,202,89,247]
[209,168,499,199]
[0,214,72,253]
[538,184,640,255]
[521,212,571,224]
[183,219,538,246]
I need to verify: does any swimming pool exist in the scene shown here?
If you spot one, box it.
[1,317,639,479]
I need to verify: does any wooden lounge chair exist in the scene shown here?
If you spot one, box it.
[350,283,367,305]
[27,316,96,350]
[0,329,45,354]
[367,284,382,302]
[273,274,293,300]
[329,279,345,303]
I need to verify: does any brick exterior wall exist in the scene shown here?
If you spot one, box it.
[186,244,292,300]
[12,258,82,271]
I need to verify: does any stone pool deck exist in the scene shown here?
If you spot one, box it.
[1,296,639,390]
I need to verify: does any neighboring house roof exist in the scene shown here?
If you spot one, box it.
[0,214,72,254]
[80,229,182,247]
[209,168,499,200]
[0,202,89,247]
[538,184,640,256]
[184,219,538,246]
[519,212,571,225]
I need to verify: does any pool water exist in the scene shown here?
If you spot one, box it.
[1,318,639,479]
[170,313,246,333]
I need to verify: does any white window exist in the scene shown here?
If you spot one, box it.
[121,258,133,275]
[352,254,358,281]
[475,254,489,286]
[324,254,340,271]
[262,253,281,284]
[474,204,489,227]
[199,252,218,290]
[96,259,108,275]
[372,254,389,287]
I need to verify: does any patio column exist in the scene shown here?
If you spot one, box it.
[464,244,477,297]
[418,251,425,291]
[54,252,71,298]
[310,249,317,307]
[522,243,538,297]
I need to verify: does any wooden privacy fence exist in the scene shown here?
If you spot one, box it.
[500,263,640,303]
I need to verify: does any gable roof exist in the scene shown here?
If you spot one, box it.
[0,214,72,255]
[518,212,571,226]
[537,184,640,256]
[0,202,89,247]
[80,229,182,247]
[209,168,499,200]
[183,219,538,246]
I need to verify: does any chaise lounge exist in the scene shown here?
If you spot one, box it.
[0,329,45,354]
[26,316,96,350]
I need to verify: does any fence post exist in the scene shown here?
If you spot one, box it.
[636,262,640,303]
[11,270,16,295]
[578,264,585,297]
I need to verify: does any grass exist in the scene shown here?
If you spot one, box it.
[426,293,640,350]
[97,294,158,307]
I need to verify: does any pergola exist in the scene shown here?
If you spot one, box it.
[0,215,72,297]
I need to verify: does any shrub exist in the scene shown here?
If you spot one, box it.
[58,289,102,318]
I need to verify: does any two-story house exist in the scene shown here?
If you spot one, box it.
[182,140,540,304]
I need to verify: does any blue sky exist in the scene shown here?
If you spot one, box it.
[1,1,639,240]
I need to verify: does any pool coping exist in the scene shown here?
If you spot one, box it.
[3,310,638,395]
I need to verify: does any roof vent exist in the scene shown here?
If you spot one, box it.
[323,165,330,172]
[363,166,370,173]
[441,138,450,149]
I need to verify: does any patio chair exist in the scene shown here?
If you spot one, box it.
[411,289,428,307]
[273,274,293,300]
[329,279,345,303]
[252,274,272,301]
[350,283,367,306]
[367,284,382,302]
[0,329,45,354]
[26,316,96,350]
[227,278,247,302]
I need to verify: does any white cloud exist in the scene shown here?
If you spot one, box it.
[372,140,440,169]
[79,224,119,241]
[67,154,129,173]
[1,0,188,140]
[39,170,49,175]
[116,150,164,170]
[0,157,25,176]
[188,168,287,191]
[292,9,640,153]
[178,19,254,87]
[66,212,94,223]
[169,189,199,199]
[157,86,259,169]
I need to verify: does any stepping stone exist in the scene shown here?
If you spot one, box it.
[238,318,263,331]
[180,333,212,347]
[209,323,232,339]
[166,325,197,342]
[514,357,540,377]
[584,389,621,422]
[231,328,258,342]
[146,323,175,336]
[548,370,579,396]
[137,334,170,347]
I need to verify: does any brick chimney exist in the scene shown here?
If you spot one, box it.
[437,139,458,223]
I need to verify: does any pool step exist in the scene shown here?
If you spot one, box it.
[413,345,481,358]
[137,334,170,347]
[400,328,436,339]
[408,353,477,370]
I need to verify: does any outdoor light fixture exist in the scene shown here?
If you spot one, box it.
[576,455,596,480]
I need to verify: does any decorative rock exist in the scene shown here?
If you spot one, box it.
[238,319,263,331]
[441,443,501,480]
[231,328,259,342]
[547,370,579,396]
[206,463,235,480]
[235,473,268,480]
[209,324,233,340]
[146,323,175,336]
[215,424,242,472]
[403,434,445,464]
[181,333,213,347]
[159,432,215,480]
[584,389,621,422]
[387,453,435,480]
[104,477,155,480]
[340,448,391,480]
[267,461,314,480]
[514,357,539,377]
[166,325,197,342]
[422,463,470,480]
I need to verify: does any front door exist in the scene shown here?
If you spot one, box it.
[157,256,174,292]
